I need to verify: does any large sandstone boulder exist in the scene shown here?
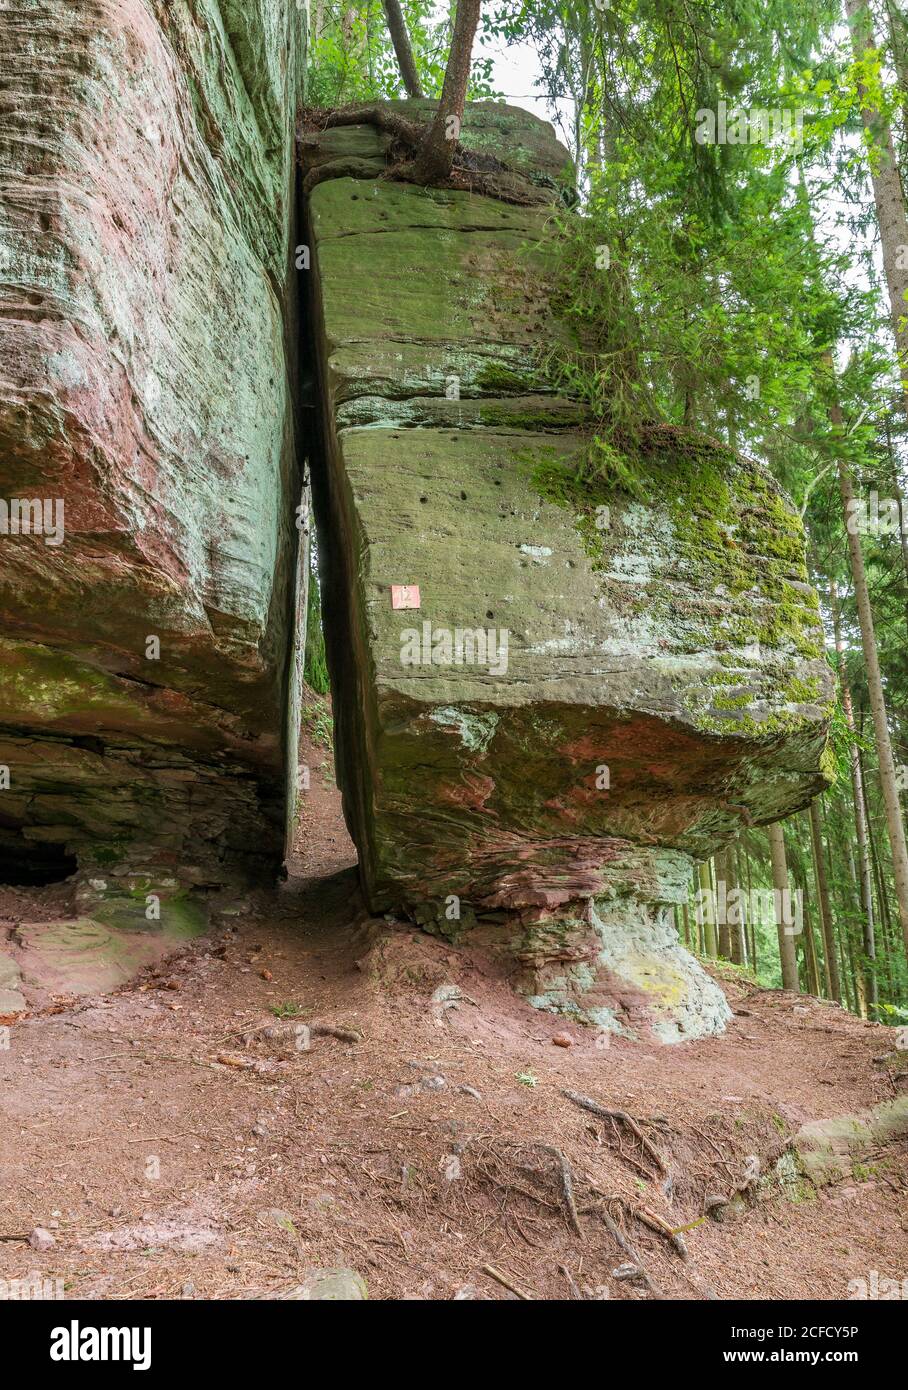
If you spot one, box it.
[304,104,833,1041]
[0,1,307,885]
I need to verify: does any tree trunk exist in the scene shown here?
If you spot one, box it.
[411,0,482,184]
[862,760,898,999]
[734,842,749,966]
[802,891,822,997]
[854,749,880,1008]
[714,849,732,958]
[381,0,425,98]
[697,860,717,958]
[837,456,908,961]
[828,573,881,992]
[744,846,757,968]
[726,841,746,964]
[312,0,325,44]
[768,822,799,991]
[846,0,908,401]
[884,0,908,156]
[689,868,702,952]
[824,817,855,1012]
[808,799,840,1001]
[883,418,908,639]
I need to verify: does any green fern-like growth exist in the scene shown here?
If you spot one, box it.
[304,563,330,696]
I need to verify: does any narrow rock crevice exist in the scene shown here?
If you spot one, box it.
[297,182,371,874]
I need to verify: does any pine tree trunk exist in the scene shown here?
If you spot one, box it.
[828,574,881,987]
[846,0,908,398]
[693,863,703,953]
[863,767,899,998]
[768,822,799,991]
[745,847,757,968]
[697,860,717,957]
[802,892,822,997]
[837,457,908,961]
[411,0,482,184]
[825,819,855,1012]
[726,841,746,964]
[734,845,745,967]
[808,799,840,1001]
[714,849,732,958]
[884,0,908,155]
[850,925,868,1017]
[381,0,425,97]
[883,419,908,637]
[854,748,880,1007]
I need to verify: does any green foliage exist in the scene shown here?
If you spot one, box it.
[303,697,334,752]
[307,1,498,107]
[271,1001,306,1018]
[304,561,330,697]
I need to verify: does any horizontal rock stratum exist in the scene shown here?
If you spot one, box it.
[304,102,834,1042]
[0,2,307,884]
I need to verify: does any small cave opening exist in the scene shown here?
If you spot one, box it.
[0,826,78,887]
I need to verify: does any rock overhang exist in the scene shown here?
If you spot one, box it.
[303,102,832,1039]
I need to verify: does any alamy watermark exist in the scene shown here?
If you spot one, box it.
[0,498,64,546]
[847,1270,908,1300]
[696,881,803,936]
[50,1321,151,1369]
[694,100,804,151]
[846,492,907,538]
[0,1270,64,1300]
[400,623,509,676]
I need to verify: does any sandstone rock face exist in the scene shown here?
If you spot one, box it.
[0,2,307,885]
[305,103,833,1041]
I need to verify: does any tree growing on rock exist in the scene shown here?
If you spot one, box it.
[409,0,483,183]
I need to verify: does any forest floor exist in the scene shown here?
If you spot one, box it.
[0,716,906,1301]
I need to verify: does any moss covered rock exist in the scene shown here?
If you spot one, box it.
[307,104,832,1041]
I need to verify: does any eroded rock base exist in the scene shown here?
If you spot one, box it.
[414,848,731,1043]
[517,897,732,1043]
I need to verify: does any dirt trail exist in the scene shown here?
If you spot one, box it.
[0,732,905,1301]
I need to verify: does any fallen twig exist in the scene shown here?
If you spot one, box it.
[482,1263,534,1300]
[311,1023,363,1043]
[631,1203,688,1259]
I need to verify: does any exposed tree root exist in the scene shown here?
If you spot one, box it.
[297,103,543,207]
[596,1201,664,1299]
[316,102,425,147]
[463,1136,683,1300]
[301,156,393,198]
[539,1143,583,1236]
[561,1088,669,1179]
[631,1203,690,1258]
